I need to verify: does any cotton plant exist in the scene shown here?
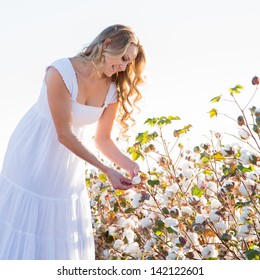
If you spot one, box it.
[86,79,260,260]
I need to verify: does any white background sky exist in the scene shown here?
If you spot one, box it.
[1,0,260,167]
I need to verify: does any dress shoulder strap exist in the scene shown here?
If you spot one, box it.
[103,83,118,108]
[46,58,78,100]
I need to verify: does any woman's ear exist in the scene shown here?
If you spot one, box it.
[103,38,112,48]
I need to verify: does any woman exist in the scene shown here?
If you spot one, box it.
[0,24,146,259]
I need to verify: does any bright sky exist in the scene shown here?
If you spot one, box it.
[1,0,260,167]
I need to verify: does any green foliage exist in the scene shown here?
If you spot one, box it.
[229,84,244,95]
[210,95,222,103]
[209,108,218,118]
[145,116,180,127]
[245,249,260,260]
[191,185,205,198]
[99,173,107,182]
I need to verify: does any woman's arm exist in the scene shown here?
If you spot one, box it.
[94,101,139,178]
[45,67,133,189]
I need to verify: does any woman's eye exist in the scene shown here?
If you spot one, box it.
[122,56,128,62]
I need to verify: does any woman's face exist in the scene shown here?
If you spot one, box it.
[103,43,138,77]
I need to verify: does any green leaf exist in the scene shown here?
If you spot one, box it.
[229,84,244,95]
[136,131,158,145]
[174,124,192,137]
[162,207,169,215]
[213,152,225,161]
[166,227,178,235]
[245,249,260,260]
[191,185,205,198]
[168,115,181,121]
[125,207,136,213]
[147,179,160,187]
[203,169,213,176]
[237,164,254,173]
[144,116,180,127]
[234,201,252,209]
[256,116,260,127]
[144,117,159,127]
[156,220,165,230]
[99,173,107,182]
[201,155,211,164]
[210,95,222,103]
[193,146,201,153]
[209,108,218,118]
[153,228,163,235]
[253,124,260,134]
[127,146,144,161]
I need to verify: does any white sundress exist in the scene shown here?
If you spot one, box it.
[0,58,118,259]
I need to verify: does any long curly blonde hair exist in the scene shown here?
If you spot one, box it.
[76,24,146,136]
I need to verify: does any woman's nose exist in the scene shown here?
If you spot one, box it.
[118,62,127,71]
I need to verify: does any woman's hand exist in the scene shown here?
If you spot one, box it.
[105,167,134,190]
[125,161,140,179]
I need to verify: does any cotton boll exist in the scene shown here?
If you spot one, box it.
[239,206,255,222]
[209,209,222,223]
[237,224,254,239]
[215,221,228,233]
[146,196,157,207]
[238,129,250,140]
[165,217,179,228]
[166,247,185,260]
[166,251,178,260]
[125,242,140,258]
[140,217,153,228]
[131,193,141,208]
[239,149,251,164]
[220,148,228,157]
[148,212,157,221]
[170,206,181,218]
[108,226,118,237]
[243,206,255,215]
[100,191,109,205]
[181,206,194,217]
[123,229,135,244]
[247,171,259,181]
[182,168,194,179]
[195,214,206,224]
[132,175,141,184]
[197,173,205,188]
[165,184,178,198]
[210,198,222,209]
[144,240,155,252]
[181,160,192,170]
[181,179,192,192]
[122,218,136,229]
[113,239,125,250]
[239,211,250,223]
[188,195,200,206]
[186,232,200,246]
[124,189,136,200]
[200,195,208,206]
[206,182,218,196]
[117,217,126,227]
[102,249,110,258]
[238,180,254,196]
[155,192,165,204]
[201,245,218,259]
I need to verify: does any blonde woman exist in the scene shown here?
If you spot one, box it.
[0,24,146,259]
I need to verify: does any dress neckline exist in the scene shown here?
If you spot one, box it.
[66,57,112,109]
